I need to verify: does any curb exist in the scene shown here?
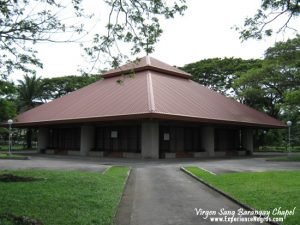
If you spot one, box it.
[113,166,132,225]
[180,167,280,225]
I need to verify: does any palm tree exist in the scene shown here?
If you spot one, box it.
[18,74,43,112]
[17,74,43,149]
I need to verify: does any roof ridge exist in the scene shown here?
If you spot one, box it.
[102,56,191,79]
[146,55,151,65]
[146,71,155,113]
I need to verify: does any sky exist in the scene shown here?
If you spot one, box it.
[18,0,298,80]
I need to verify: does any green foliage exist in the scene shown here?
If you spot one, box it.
[256,129,287,147]
[0,80,16,122]
[181,57,261,97]
[0,100,16,122]
[17,75,43,112]
[0,80,16,97]
[16,74,44,149]
[0,167,129,225]
[0,73,101,123]
[238,0,300,40]
[259,146,300,152]
[285,89,300,105]
[181,37,299,147]
[41,75,100,100]
[234,35,300,119]
[185,167,300,225]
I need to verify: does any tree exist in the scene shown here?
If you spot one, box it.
[0,80,16,122]
[41,75,100,100]
[234,35,300,119]
[83,0,187,71]
[181,43,299,147]
[238,0,300,40]
[17,75,43,112]
[0,0,86,78]
[17,74,44,149]
[181,58,262,97]
[0,0,187,78]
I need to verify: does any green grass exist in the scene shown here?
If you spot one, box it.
[257,146,300,152]
[0,167,129,225]
[0,153,29,160]
[184,167,299,225]
[0,145,36,151]
[267,156,300,162]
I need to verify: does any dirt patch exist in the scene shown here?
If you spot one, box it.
[0,174,44,182]
[0,213,43,225]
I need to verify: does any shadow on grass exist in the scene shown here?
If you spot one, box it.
[0,213,43,225]
[0,174,45,182]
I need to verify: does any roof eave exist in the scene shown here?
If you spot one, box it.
[10,112,286,129]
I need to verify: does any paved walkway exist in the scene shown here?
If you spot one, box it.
[3,153,299,172]
[115,167,266,225]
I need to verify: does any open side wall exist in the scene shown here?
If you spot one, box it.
[38,120,254,158]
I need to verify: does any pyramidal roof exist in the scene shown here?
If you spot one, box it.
[102,56,191,79]
[14,56,285,128]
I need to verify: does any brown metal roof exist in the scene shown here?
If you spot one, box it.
[102,56,191,79]
[14,56,285,128]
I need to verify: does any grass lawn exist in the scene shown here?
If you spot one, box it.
[257,146,300,152]
[184,167,299,225]
[0,153,29,160]
[267,156,300,162]
[0,167,129,225]
[0,145,35,151]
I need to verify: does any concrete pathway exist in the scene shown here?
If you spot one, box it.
[115,167,266,225]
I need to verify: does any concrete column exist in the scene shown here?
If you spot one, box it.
[80,126,95,156]
[141,121,159,159]
[201,126,215,157]
[38,128,48,152]
[242,128,253,154]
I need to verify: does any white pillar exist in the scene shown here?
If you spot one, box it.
[141,121,159,159]
[80,126,95,156]
[38,128,48,152]
[242,128,253,154]
[201,126,215,156]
